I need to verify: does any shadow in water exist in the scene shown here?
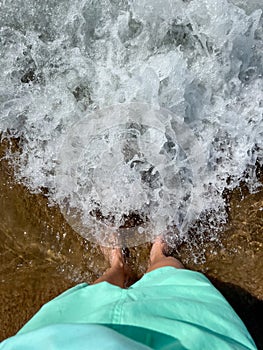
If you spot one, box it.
[209,277,263,350]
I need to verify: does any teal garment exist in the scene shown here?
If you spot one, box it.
[0,324,152,350]
[0,267,257,350]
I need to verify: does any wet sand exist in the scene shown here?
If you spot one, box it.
[0,140,262,348]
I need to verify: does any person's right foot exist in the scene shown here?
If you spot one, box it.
[148,236,185,271]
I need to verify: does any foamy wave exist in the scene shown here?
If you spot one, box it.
[0,0,262,246]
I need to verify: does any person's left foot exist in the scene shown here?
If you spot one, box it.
[149,236,168,264]
[100,246,124,269]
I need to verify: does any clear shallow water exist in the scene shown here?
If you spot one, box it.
[0,0,262,245]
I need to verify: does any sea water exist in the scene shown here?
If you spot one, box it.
[0,0,262,247]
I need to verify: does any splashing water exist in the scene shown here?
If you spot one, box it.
[54,103,205,246]
[0,0,262,246]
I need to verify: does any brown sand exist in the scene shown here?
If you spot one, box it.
[0,140,262,347]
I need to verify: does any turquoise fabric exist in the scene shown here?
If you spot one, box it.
[0,267,257,350]
[0,324,152,350]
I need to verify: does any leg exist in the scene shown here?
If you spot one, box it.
[146,237,184,273]
[92,248,125,288]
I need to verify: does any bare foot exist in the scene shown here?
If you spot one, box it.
[147,236,184,271]
[149,236,167,263]
[97,245,134,288]
[100,246,124,269]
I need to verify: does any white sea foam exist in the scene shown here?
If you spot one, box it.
[0,0,262,246]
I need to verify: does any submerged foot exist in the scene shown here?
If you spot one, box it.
[100,245,134,287]
[149,236,168,263]
[100,246,124,269]
[148,236,184,270]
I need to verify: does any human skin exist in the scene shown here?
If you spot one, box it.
[93,238,184,288]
